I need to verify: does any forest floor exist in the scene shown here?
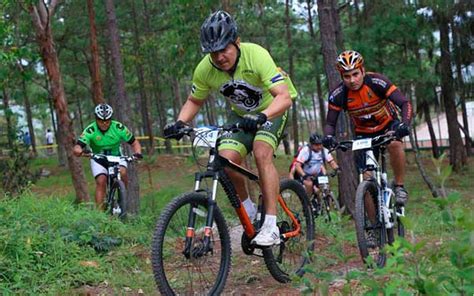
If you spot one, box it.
[8,152,472,295]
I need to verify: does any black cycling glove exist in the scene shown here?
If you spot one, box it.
[322,135,336,149]
[133,153,143,160]
[394,122,410,139]
[238,113,267,132]
[163,120,186,140]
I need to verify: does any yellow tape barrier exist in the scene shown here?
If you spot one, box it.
[31,136,191,150]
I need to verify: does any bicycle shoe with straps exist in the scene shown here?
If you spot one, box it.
[252,224,281,246]
[394,185,408,206]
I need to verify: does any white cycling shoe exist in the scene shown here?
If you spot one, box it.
[251,224,281,246]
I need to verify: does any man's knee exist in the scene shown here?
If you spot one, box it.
[95,175,107,186]
[253,141,273,165]
[388,140,404,152]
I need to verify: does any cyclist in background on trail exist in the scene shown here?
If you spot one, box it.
[289,133,340,197]
[73,103,143,208]
[164,10,298,246]
[323,50,413,206]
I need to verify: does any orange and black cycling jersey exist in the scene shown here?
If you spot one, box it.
[324,72,412,135]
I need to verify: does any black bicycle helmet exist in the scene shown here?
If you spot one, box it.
[309,133,323,145]
[200,10,238,53]
[94,103,113,120]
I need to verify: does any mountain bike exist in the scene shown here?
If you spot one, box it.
[331,132,405,267]
[86,152,136,219]
[151,125,314,295]
[309,172,340,222]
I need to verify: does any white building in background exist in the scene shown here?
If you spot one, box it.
[411,102,474,148]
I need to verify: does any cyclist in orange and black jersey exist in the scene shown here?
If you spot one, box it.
[325,72,412,136]
[323,50,413,206]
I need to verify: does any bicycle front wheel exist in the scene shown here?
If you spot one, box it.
[323,192,340,222]
[355,180,387,267]
[263,179,315,283]
[151,192,231,295]
[387,205,405,244]
[108,180,127,219]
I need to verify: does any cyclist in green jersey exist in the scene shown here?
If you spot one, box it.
[73,103,142,208]
[164,11,297,246]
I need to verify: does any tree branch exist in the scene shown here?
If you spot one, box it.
[49,0,60,17]
[29,4,45,33]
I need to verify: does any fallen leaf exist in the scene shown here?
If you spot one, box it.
[79,261,99,268]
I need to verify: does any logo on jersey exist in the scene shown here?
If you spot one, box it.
[220,80,263,112]
[270,73,284,84]
[329,86,344,103]
[372,78,387,88]
[262,121,273,131]
[191,84,197,94]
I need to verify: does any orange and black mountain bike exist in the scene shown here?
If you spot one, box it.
[151,124,314,295]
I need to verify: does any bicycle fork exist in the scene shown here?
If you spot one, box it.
[183,173,220,259]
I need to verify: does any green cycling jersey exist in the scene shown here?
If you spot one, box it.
[191,42,298,116]
[77,120,134,156]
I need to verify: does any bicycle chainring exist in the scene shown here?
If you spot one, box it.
[241,233,256,255]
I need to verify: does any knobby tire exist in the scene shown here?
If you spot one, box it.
[355,180,387,268]
[263,179,315,283]
[151,192,231,295]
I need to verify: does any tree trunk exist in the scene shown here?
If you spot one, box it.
[45,77,62,163]
[305,0,326,131]
[105,0,140,214]
[423,101,440,158]
[142,0,171,153]
[21,78,37,156]
[331,0,344,51]
[76,93,84,132]
[29,2,90,203]
[87,0,104,105]
[316,73,326,130]
[285,0,299,154]
[1,89,15,150]
[452,23,471,156]
[131,0,154,155]
[438,14,467,172]
[318,0,357,216]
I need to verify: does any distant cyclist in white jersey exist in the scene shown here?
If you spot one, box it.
[293,134,340,197]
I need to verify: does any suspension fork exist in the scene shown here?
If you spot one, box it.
[183,172,220,258]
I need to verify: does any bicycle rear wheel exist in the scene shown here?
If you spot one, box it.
[151,192,231,295]
[263,179,315,283]
[355,180,387,267]
[108,180,127,220]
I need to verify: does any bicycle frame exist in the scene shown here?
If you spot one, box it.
[90,154,132,212]
[182,127,302,258]
[354,136,404,229]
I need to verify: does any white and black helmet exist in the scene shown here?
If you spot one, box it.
[200,10,237,53]
[94,103,113,120]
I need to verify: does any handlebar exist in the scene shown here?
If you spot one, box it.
[81,150,138,163]
[164,123,241,140]
[329,131,397,153]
